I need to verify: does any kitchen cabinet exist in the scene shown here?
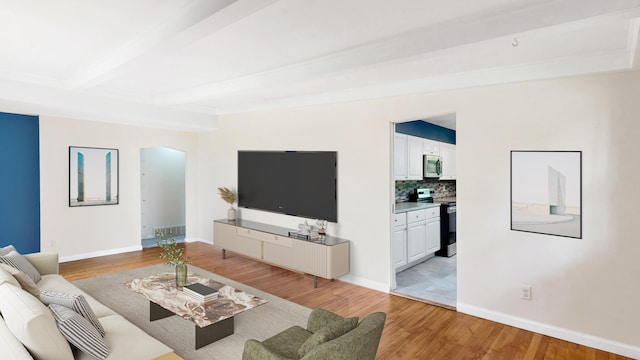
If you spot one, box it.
[393,134,408,180]
[425,209,441,254]
[423,139,440,155]
[406,209,427,263]
[392,213,407,268]
[440,142,456,180]
[395,206,440,272]
[394,133,423,180]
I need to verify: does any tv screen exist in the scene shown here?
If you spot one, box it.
[238,151,337,223]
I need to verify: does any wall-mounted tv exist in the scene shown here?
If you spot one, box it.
[238,151,337,223]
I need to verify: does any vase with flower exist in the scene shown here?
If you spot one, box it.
[218,187,237,221]
[156,231,191,287]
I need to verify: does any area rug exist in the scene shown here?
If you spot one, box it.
[72,264,311,359]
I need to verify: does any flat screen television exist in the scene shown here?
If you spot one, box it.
[237,151,337,223]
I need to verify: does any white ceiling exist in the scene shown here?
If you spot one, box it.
[1,0,639,130]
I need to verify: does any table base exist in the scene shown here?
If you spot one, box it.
[150,301,235,349]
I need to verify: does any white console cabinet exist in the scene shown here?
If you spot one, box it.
[214,219,350,287]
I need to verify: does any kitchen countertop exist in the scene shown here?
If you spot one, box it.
[395,202,441,213]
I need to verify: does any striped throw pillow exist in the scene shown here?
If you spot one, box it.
[0,250,41,283]
[49,304,109,360]
[40,290,106,337]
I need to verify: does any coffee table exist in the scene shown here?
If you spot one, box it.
[125,271,268,349]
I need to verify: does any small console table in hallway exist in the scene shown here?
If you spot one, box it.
[213,219,350,287]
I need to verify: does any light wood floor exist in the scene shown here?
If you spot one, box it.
[59,242,629,360]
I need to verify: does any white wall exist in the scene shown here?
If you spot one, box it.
[39,116,200,260]
[140,147,186,239]
[198,104,395,291]
[35,70,640,356]
[197,70,640,357]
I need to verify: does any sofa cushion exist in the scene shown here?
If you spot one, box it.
[49,304,109,360]
[262,325,313,359]
[0,262,21,288]
[0,315,33,360]
[297,316,359,358]
[41,290,106,337]
[0,250,41,283]
[1,263,40,297]
[0,283,74,360]
[75,314,174,360]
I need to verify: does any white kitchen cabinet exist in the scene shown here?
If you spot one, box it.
[393,133,408,180]
[394,133,423,180]
[393,213,407,268]
[423,139,440,155]
[406,209,427,263]
[394,206,441,272]
[425,210,441,254]
[407,136,424,180]
[440,142,456,180]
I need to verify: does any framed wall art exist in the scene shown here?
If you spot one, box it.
[511,151,582,238]
[69,146,119,207]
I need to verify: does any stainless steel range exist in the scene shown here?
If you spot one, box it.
[436,198,456,257]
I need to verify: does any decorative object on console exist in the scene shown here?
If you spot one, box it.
[218,186,237,221]
[156,231,191,287]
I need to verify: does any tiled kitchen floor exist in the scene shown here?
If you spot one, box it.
[393,255,457,309]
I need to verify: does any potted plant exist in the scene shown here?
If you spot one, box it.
[218,187,237,221]
[156,231,191,287]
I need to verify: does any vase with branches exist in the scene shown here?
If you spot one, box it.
[156,231,191,287]
[218,187,237,221]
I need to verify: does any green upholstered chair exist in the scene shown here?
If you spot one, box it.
[242,308,386,360]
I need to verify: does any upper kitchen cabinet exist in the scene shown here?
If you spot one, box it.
[440,142,456,180]
[394,133,424,180]
[423,139,440,155]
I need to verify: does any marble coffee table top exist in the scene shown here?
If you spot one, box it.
[125,271,268,328]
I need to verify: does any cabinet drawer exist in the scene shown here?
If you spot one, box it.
[425,206,440,219]
[407,209,427,223]
[236,227,292,247]
[393,213,406,228]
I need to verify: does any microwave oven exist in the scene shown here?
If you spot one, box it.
[423,154,442,178]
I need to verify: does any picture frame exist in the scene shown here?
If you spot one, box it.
[69,146,119,207]
[510,150,582,238]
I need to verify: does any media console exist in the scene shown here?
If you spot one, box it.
[213,219,350,287]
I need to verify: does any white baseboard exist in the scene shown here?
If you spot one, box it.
[59,245,143,263]
[185,237,212,244]
[338,274,389,293]
[457,302,640,359]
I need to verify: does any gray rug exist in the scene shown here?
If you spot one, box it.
[72,264,311,360]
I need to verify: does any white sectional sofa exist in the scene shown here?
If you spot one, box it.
[0,250,181,360]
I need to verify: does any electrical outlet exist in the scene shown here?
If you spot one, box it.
[521,285,532,300]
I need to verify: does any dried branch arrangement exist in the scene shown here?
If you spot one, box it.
[217,187,237,205]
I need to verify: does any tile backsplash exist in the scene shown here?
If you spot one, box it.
[395,180,456,203]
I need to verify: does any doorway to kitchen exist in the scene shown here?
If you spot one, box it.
[140,147,186,248]
[391,113,457,309]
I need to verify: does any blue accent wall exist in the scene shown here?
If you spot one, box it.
[0,112,40,254]
[396,120,456,144]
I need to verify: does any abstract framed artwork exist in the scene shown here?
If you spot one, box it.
[69,146,119,207]
[511,151,582,238]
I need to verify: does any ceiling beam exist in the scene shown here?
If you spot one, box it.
[65,0,279,90]
[155,0,640,105]
[0,78,217,131]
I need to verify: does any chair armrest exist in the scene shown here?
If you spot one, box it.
[23,252,59,275]
[306,308,344,333]
[242,339,292,360]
